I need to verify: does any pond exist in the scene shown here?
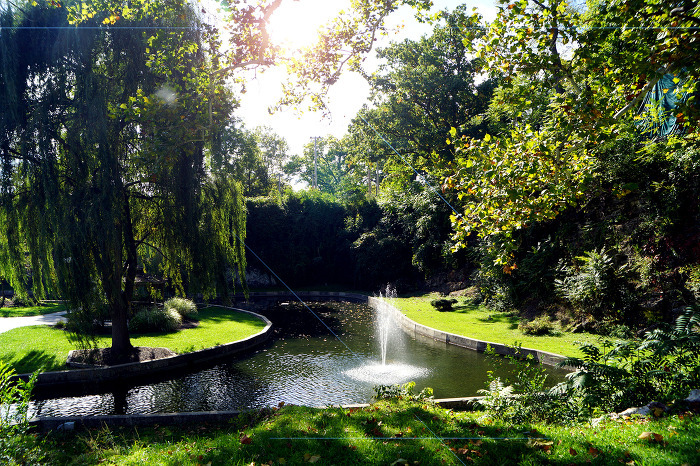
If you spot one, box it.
[29,301,569,417]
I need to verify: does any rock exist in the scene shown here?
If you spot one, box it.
[617,405,651,418]
[56,421,75,432]
[686,389,700,402]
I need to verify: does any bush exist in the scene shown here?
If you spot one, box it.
[477,347,578,424]
[164,297,198,319]
[559,307,700,415]
[128,307,181,333]
[373,381,433,402]
[518,315,558,336]
[430,298,458,312]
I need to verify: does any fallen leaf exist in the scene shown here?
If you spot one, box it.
[589,447,600,457]
[638,431,664,442]
[240,434,252,445]
[308,456,321,464]
[569,447,578,456]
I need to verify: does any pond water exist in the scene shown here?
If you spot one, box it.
[29,301,568,417]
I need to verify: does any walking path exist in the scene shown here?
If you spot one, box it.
[0,311,67,334]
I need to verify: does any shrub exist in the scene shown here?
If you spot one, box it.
[478,347,578,423]
[558,307,700,415]
[518,315,558,336]
[1,362,42,464]
[430,298,458,312]
[164,297,198,319]
[373,381,433,402]
[128,307,181,333]
[555,249,615,313]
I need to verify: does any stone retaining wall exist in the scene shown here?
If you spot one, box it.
[14,307,273,391]
[367,297,569,368]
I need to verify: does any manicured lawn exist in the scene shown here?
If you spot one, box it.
[28,400,700,465]
[0,301,67,317]
[0,306,267,374]
[391,295,609,359]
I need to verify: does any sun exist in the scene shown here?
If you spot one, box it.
[267,0,349,51]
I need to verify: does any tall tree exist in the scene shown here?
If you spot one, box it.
[0,0,246,360]
[284,136,363,199]
[348,6,496,190]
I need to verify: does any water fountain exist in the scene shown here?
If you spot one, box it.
[22,299,569,416]
[343,287,429,385]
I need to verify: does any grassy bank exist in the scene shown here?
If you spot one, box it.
[0,302,67,318]
[392,295,607,359]
[19,400,700,465]
[0,306,267,374]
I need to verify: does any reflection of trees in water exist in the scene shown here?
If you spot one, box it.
[125,364,269,413]
[258,301,362,339]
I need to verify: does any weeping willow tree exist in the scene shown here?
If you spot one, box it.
[0,0,246,360]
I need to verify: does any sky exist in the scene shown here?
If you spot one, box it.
[236,0,498,156]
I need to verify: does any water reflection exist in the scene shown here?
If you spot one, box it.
[29,301,569,416]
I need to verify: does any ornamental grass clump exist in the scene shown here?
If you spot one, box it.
[164,297,198,319]
[129,307,181,333]
[518,315,559,336]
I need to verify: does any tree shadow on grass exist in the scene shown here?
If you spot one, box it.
[452,304,481,313]
[475,312,519,330]
[10,349,65,375]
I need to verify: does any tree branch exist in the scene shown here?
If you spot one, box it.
[614,64,675,120]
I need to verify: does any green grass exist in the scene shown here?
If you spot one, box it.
[25,400,700,465]
[0,306,267,374]
[391,295,608,359]
[0,301,67,317]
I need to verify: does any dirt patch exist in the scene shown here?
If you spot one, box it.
[68,346,177,367]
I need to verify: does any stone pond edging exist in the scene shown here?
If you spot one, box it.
[367,297,569,369]
[31,397,485,432]
[13,307,273,390]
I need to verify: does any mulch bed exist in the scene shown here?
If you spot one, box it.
[68,346,177,367]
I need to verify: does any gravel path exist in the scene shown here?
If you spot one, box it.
[0,311,67,334]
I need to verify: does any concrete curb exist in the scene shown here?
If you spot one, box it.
[367,297,570,369]
[30,397,484,432]
[13,306,273,391]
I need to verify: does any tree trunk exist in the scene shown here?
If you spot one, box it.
[110,297,132,361]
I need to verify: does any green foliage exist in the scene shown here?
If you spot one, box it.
[684,264,700,301]
[554,249,616,314]
[128,307,182,334]
[449,126,596,265]
[478,346,577,424]
[559,307,700,415]
[518,316,558,336]
[245,191,356,287]
[429,298,457,312]
[0,362,42,464]
[284,136,363,201]
[373,381,433,402]
[164,297,198,319]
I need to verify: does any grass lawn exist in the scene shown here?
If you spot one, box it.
[22,400,700,465]
[0,301,67,317]
[0,306,267,374]
[391,295,609,359]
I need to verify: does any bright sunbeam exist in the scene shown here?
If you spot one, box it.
[267,0,349,51]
